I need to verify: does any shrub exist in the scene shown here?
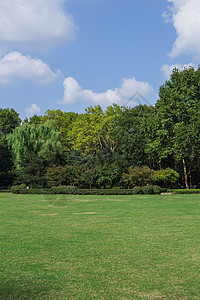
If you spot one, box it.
[11,185,21,194]
[152,168,179,187]
[49,185,78,194]
[132,186,143,194]
[167,189,200,194]
[122,166,153,187]
[27,188,49,194]
[11,187,134,195]
[142,186,154,194]
[19,183,26,189]
[153,185,161,194]
[11,184,27,194]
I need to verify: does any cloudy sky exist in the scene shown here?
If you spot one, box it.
[0,0,199,118]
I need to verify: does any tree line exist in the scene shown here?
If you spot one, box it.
[0,67,200,189]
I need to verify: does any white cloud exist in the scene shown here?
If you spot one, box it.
[0,0,75,50]
[25,104,41,116]
[61,77,154,107]
[161,62,195,78]
[0,51,59,84]
[165,0,200,58]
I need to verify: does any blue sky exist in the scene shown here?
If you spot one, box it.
[0,0,199,119]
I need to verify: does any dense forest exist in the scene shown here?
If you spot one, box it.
[0,67,200,189]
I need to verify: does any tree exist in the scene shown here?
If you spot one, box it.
[8,121,62,168]
[114,105,155,168]
[41,109,78,141]
[45,165,68,187]
[0,108,21,186]
[0,108,21,135]
[67,105,123,154]
[7,121,62,186]
[14,154,47,187]
[146,67,200,188]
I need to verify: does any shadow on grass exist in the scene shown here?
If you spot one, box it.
[0,281,50,300]
[42,194,74,207]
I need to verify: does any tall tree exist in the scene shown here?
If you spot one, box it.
[147,67,200,188]
[7,121,62,186]
[0,108,21,185]
[114,105,155,168]
[67,105,123,154]
[0,108,21,135]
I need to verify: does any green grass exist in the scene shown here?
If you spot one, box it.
[0,193,200,299]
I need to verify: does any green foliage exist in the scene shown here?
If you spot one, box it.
[14,154,47,187]
[167,189,200,194]
[67,105,123,153]
[146,67,200,188]
[45,165,68,187]
[11,186,163,195]
[8,121,62,168]
[0,108,21,185]
[0,141,12,177]
[1,67,200,190]
[152,168,179,187]
[0,108,21,136]
[142,186,154,194]
[123,166,153,187]
[153,185,162,194]
[132,186,143,194]
[11,184,26,194]
[114,105,155,167]
[49,185,78,194]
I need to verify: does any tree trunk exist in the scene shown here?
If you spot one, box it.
[182,155,189,189]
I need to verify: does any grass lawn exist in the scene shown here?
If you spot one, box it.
[0,193,200,299]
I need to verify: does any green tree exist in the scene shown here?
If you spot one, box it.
[45,165,68,187]
[0,108,21,186]
[0,108,21,135]
[7,121,62,186]
[146,67,200,188]
[114,105,155,168]
[41,109,78,141]
[67,105,123,154]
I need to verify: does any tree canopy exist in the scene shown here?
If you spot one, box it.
[1,67,200,189]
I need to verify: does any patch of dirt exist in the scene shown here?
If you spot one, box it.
[136,291,166,299]
[41,213,59,216]
[29,211,59,216]
[74,199,94,202]
[73,212,97,215]
[109,199,129,202]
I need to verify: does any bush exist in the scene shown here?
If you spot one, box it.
[11,186,163,195]
[11,185,20,194]
[49,185,78,194]
[152,168,179,187]
[11,187,134,195]
[123,166,153,187]
[132,186,143,194]
[153,185,161,194]
[142,186,154,195]
[167,189,200,194]
[11,185,27,194]
[19,183,26,189]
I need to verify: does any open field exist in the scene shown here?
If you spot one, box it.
[0,193,200,299]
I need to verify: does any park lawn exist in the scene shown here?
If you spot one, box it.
[0,193,199,299]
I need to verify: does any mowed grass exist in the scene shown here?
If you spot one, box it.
[0,193,200,299]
